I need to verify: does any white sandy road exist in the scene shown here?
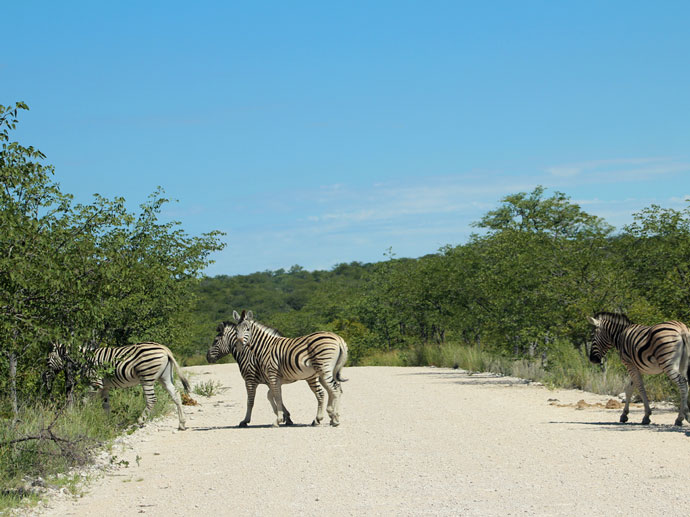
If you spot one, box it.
[28,364,690,517]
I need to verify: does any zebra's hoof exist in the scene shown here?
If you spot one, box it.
[178,425,186,431]
[238,421,248,428]
[330,420,340,427]
[284,419,294,426]
[619,414,628,423]
[641,416,651,425]
[674,418,683,427]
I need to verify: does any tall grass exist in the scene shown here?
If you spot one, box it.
[361,339,680,402]
[0,383,173,513]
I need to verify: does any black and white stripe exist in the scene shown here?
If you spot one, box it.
[588,312,690,426]
[215,310,347,427]
[45,342,190,430]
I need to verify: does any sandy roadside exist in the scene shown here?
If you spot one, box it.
[23,364,690,516]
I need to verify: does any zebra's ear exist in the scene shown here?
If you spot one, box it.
[588,316,600,327]
[246,310,254,321]
[232,310,240,322]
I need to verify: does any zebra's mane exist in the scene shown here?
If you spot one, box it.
[594,312,632,326]
[221,321,236,331]
[251,320,283,337]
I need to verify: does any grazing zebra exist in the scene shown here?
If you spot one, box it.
[207,321,301,426]
[588,312,690,426]
[231,310,348,427]
[45,342,190,430]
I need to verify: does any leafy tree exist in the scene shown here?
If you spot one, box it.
[1,102,74,415]
[621,203,690,321]
[477,185,612,239]
[468,186,619,355]
[356,248,405,350]
[0,103,224,414]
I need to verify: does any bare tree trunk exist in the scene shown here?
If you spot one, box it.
[9,351,18,421]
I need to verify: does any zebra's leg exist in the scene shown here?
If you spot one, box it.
[240,381,257,427]
[267,377,285,427]
[676,374,688,426]
[666,370,689,426]
[100,388,111,414]
[628,367,652,424]
[267,390,293,425]
[620,379,634,423]
[306,377,325,426]
[158,369,186,431]
[138,383,157,427]
[319,374,341,427]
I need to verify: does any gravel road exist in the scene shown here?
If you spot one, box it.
[30,364,690,516]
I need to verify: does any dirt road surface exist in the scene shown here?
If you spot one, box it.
[30,364,690,516]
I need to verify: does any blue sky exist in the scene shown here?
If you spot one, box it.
[3,1,689,275]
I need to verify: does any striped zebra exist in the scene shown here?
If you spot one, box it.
[231,310,348,427]
[45,342,190,430]
[588,312,690,426]
[207,321,302,426]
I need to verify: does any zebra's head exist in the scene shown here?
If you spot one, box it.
[207,322,237,363]
[233,309,255,355]
[43,343,67,391]
[588,312,629,364]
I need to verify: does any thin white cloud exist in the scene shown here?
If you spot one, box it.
[545,157,689,183]
[207,163,690,275]
[304,177,540,227]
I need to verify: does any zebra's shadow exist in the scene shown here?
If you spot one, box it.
[192,423,314,431]
[402,369,531,386]
[550,420,690,436]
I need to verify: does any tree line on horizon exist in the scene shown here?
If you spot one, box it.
[189,186,690,366]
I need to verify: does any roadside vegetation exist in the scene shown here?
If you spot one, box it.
[187,183,690,406]
[0,102,223,512]
[0,384,172,513]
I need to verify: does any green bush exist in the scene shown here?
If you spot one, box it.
[0,383,173,510]
[192,380,224,397]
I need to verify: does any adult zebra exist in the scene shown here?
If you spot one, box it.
[588,312,690,426]
[45,342,190,430]
[207,320,304,426]
[227,310,347,427]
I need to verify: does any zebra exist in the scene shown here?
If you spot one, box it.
[207,320,301,426]
[588,312,690,426]
[44,342,190,430]
[228,310,347,427]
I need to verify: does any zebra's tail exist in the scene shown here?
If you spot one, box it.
[169,353,191,393]
[334,340,349,383]
[683,330,690,382]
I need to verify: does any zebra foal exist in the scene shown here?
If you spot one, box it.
[588,312,690,426]
[230,310,348,427]
[45,342,190,430]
